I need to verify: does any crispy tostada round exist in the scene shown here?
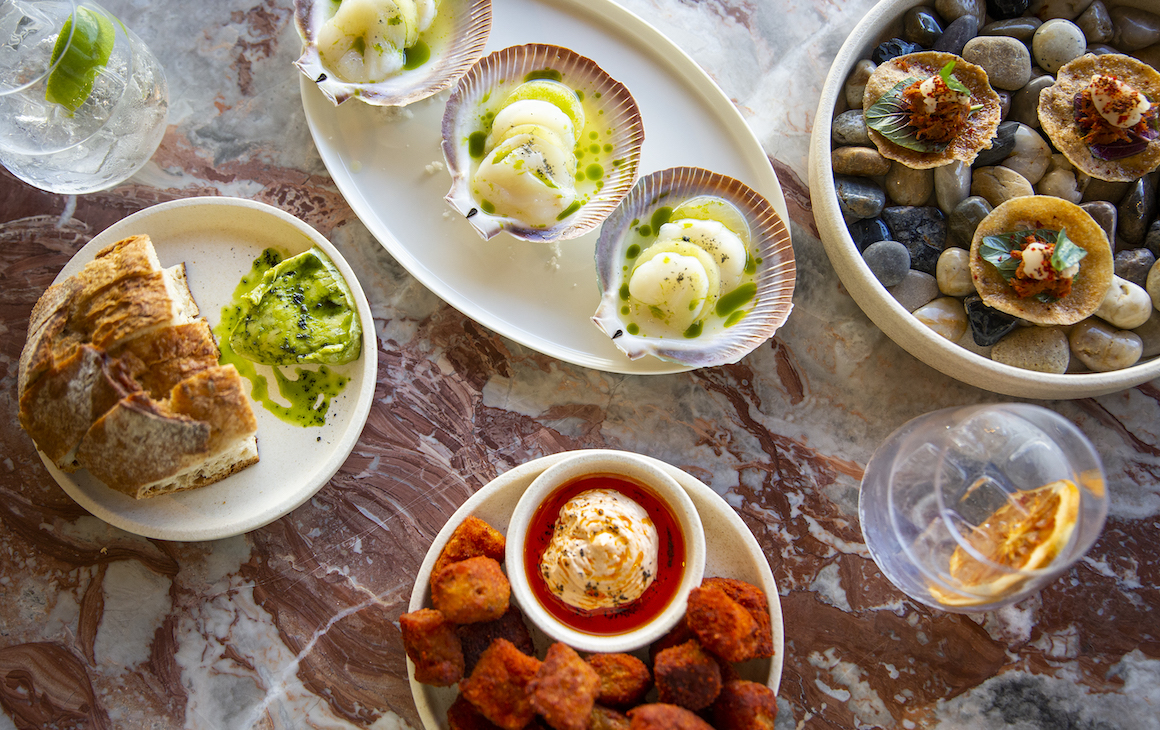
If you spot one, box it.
[969,196,1113,326]
[862,51,1002,169]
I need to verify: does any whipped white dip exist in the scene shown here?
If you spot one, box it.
[539,488,660,611]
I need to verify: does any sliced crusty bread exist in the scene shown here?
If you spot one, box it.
[19,234,260,499]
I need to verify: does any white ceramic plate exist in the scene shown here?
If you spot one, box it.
[300,0,789,375]
[407,450,784,729]
[37,197,377,541]
[808,0,1160,399]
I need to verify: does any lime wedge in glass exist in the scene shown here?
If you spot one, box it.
[44,6,115,113]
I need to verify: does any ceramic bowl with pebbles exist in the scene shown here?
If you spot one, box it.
[809,0,1160,399]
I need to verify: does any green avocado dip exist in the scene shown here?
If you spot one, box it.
[215,247,362,428]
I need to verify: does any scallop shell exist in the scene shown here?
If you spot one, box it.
[592,168,796,367]
[442,44,644,242]
[294,0,491,107]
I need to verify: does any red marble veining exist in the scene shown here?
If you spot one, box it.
[0,643,111,730]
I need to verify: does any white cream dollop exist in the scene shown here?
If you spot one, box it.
[539,488,659,611]
[1021,240,1078,280]
[1089,74,1151,129]
[917,74,970,114]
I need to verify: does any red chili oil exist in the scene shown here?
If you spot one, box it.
[524,474,686,635]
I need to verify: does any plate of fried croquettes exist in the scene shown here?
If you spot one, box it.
[399,450,784,730]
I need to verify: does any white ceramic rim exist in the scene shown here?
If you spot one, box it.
[299,0,789,375]
[407,449,784,729]
[35,196,378,541]
[505,451,707,653]
[807,0,1160,399]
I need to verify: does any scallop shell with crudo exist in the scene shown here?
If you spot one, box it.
[863,51,1001,170]
[441,43,644,242]
[969,196,1113,326]
[1038,53,1160,183]
[592,167,796,368]
[293,0,491,107]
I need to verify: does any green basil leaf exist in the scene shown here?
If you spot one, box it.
[864,79,947,153]
[939,60,971,95]
[1050,227,1087,272]
[980,234,1021,281]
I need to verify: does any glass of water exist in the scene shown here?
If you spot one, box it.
[0,0,167,194]
[859,404,1107,612]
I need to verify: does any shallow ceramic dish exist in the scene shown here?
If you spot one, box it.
[407,450,784,730]
[506,451,706,653]
[37,198,377,541]
[808,0,1160,399]
[300,0,789,375]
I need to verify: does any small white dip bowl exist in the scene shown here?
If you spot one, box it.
[505,450,706,653]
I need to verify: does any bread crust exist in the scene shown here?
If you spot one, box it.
[18,235,260,498]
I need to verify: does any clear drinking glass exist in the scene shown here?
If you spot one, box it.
[859,404,1108,612]
[0,0,167,194]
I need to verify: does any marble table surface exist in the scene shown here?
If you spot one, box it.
[2,0,1158,728]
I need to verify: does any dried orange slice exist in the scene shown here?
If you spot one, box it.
[932,479,1080,607]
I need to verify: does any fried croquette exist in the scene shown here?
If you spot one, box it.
[431,555,510,624]
[587,653,652,707]
[459,639,542,730]
[399,608,464,686]
[626,703,715,730]
[648,616,695,666]
[589,705,631,730]
[448,695,502,730]
[528,642,601,730]
[702,577,774,659]
[435,516,507,576]
[457,605,535,675]
[653,639,722,711]
[685,583,759,663]
[712,679,779,730]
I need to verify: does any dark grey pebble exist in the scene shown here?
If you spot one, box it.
[909,242,944,276]
[1145,220,1160,258]
[1008,75,1054,128]
[981,16,1041,41]
[973,121,1019,167]
[848,217,892,252]
[832,110,870,146]
[882,206,949,252]
[904,7,944,46]
[1118,176,1157,247]
[863,241,911,286]
[1115,248,1157,289]
[965,296,1019,347]
[1080,201,1117,247]
[836,176,887,220]
[949,196,993,248]
[873,38,923,64]
[933,15,979,54]
[986,0,1029,21]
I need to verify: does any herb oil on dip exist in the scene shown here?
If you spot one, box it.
[524,475,686,635]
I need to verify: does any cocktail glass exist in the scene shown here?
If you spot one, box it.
[0,0,167,194]
[859,403,1107,612]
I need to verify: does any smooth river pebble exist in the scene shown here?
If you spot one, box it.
[836,176,886,220]
[949,196,993,247]
[886,161,933,206]
[1001,123,1052,184]
[934,161,972,214]
[914,297,969,341]
[889,270,940,311]
[845,59,876,108]
[933,15,979,54]
[1115,249,1156,289]
[1110,6,1160,52]
[1037,168,1083,203]
[1069,318,1143,371]
[987,0,1030,21]
[965,295,1020,345]
[1145,220,1160,258]
[904,7,944,46]
[863,240,911,286]
[882,206,948,251]
[1080,201,1117,245]
[981,16,1042,40]
[848,217,892,251]
[973,121,1019,167]
[962,36,1032,90]
[936,247,975,296]
[1147,259,1160,310]
[1134,311,1160,358]
[1008,75,1055,128]
[936,0,985,26]
[833,147,892,177]
[1075,0,1113,44]
[991,327,1071,373]
[1118,176,1157,247]
[832,109,871,146]
[972,166,1034,206]
[1033,19,1087,72]
[1028,0,1093,20]
[1096,275,1153,330]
